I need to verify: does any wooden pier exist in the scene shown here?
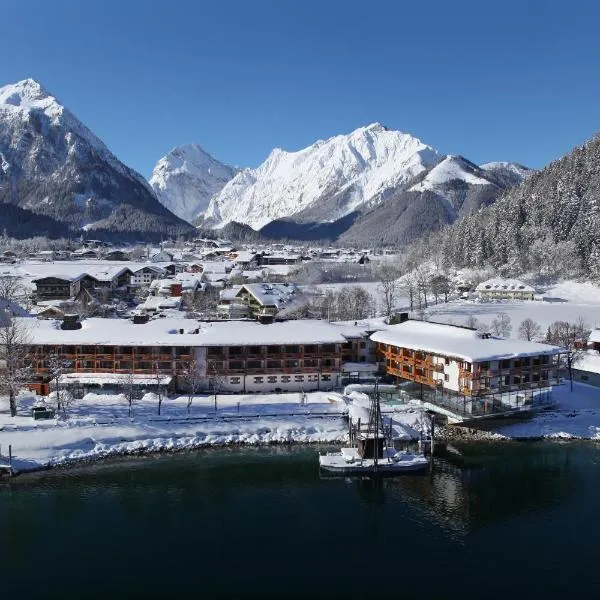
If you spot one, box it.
[0,444,14,479]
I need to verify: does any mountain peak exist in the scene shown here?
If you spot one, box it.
[0,78,53,104]
[150,143,238,222]
[363,122,388,132]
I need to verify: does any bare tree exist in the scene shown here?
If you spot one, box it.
[0,314,31,417]
[414,266,430,310]
[465,315,479,330]
[399,272,417,312]
[180,357,203,415]
[123,369,136,418]
[48,351,73,416]
[0,276,23,305]
[207,359,226,411]
[490,313,512,337]
[429,274,451,304]
[154,361,165,416]
[377,264,401,317]
[518,318,542,341]
[545,319,591,391]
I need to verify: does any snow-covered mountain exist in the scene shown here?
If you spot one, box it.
[335,156,532,247]
[200,124,530,243]
[0,78,193,239]
[203,123,443,230]
[150,144,238,222]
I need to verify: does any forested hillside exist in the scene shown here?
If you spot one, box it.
[434,134,600,279]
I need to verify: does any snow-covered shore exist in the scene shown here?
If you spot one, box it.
[0,391,429,474]
[1,382,598,475]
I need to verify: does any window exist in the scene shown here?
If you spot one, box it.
[228,360,243,370]
[285,345,300,354]
[500,360,511,369]
[303,345,317,354]
[581,375,589,381]
[286,359,299,368]
[281,376,291,383]
[444,374,449,382]
[321,344,335,354]
[479,361,490,370]
[321,374,331,381]
[267,360,280,369]
[253,377,264,384]
[267,376,277,383]
[247,360,262,369]
[294,375,304,382]
[359,342,366,349]
[445,357,450,366]
[230,377,241,384]
[304,359,318,368]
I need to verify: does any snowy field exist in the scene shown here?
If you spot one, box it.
[426,281,600,335]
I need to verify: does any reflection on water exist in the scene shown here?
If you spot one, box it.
[0,443,599,599]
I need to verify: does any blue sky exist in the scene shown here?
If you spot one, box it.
[3,0,600,177]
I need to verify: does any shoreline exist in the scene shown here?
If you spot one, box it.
[6,425,600,480]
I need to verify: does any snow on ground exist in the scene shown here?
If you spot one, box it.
[497,381,600,440]
[0,390,432,474]
[426,295,600,336]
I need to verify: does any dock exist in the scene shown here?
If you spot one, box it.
[0,444,14,479]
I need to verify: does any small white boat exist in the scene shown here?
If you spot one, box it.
[319,445,429,475]
[319,381,429,476]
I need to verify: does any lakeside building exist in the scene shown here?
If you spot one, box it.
[372,320,562,422]
[475,278,536,301]
[21,317,348,395]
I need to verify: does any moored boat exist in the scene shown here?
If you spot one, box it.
[319,381,429,475]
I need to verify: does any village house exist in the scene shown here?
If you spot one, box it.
[150,250,174,263]
[475,278,536,301]
[32,275,84,300]
[225,283,302,321]
[130,265,165,286]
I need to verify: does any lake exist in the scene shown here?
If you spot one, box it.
[1,442,600,599]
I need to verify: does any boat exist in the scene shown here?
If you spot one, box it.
[319,381,430,475]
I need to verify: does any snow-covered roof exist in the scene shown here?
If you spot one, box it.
[239,283,298,308]
[370,320,562,362]
[589,329,600,344]
[19,317,348,347]
[139,296,182,311]
[475,278,535,293]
